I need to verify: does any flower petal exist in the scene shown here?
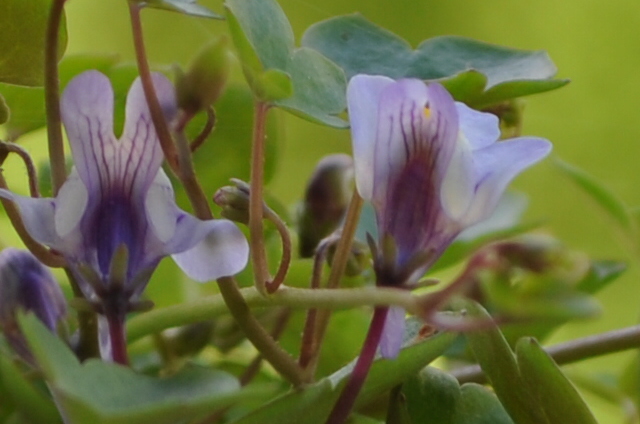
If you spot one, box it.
[144,170,177,244]
[347,74,395,201]
[464,137,552,225]
[456,102,500,149]
[171,219,249,282]
[61,71,118,195]
[379,306,406,359]
[0,190,57,246]
[54,170,88,238]
[119,73,177,195]
[440,132,475,221]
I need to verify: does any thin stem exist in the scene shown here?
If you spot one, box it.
[65,269,100,361]
[264,206,292,293]
[174,130,213,219]
[308,192,364,375]
[126,285,421,344]
[249,101,270,295]
[106,312,129,365]
[299,238,334,369]
[44,0,67,195]
[0,142,40,197]
[325,307,389,424]
[128,3,179,172]
[0,173,65,268]
[190,107,216,153]
[216,277,307,386]
[452,324,640,384]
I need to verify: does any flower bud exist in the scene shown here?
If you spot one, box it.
[0,248,67,364]
[326,239,368,278]
[298,154,354,257]
[213,179,250,224]
[176,36,232,116]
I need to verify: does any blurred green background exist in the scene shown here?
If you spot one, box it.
[5,0,640,421]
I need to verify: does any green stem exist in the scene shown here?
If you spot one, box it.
[216,277,306,386]
[307,192,363,375]
[44,0,67,195]
[452,324,640,384]
[128,3,179,172]
[126,285,420,344]
[249,101,270,295]
[264,206,292,293]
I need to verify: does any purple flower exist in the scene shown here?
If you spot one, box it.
[0,248,67,364]
[0,71,248,309]
[347,75,552,357]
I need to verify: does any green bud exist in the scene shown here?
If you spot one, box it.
[482,99,525,139]
[176,36,232,116]
[298,154,353,257]
[327,239,368,277]
[213,179,250,224]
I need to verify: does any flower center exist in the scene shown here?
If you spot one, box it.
[95,196,138,278]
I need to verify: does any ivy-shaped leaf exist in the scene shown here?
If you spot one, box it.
[0,0,67,86]
[302,14,567,108]
[225,0,347,127]
[18,314,263,424]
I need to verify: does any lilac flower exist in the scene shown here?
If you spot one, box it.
[0,71,248,309]
[347,75,551,357]
[0,248,67,364]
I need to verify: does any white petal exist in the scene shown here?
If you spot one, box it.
[440,132,475,221]
[0,190,57,246]
[171,220,249,282]
[54,170,88,238]
[144,170,176,243]
[347,74,395,200]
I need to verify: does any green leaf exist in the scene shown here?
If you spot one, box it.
[0,352,61,424]
[139,0,222,19]
[576,260,626,294]
[402,367,514,424]
[1,53,119,138]
[516,337,598,424]
[302,14,567,107]
[0,0,67,86]
[556,159,634,234]
[463,301,547,424]
[230,325,456,424]
[19,314,261,424]
[225,0,347,127]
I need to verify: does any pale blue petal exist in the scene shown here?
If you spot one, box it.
[171,219,249,282]
[464,137,552,225]
[440,132,475,221]
[379,306,406,359]
[456,102,500,149]
[347,75,395,201]
[0,190,57,247]
[120,74,177,195]
[61,71,117,195]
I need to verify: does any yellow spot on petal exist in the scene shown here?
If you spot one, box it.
[424,107,431,118]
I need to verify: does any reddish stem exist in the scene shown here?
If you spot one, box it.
[325,307,389,424]
[106,312,129,366]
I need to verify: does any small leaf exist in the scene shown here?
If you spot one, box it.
[556,159,634,234]
[230,327,456,424]
[255,69,293,101]
[302,15,566,107]
[225,0,347,127]
[516,337,598,424]
[0,352,61,424]
[138,0,222,19]
[463,301,547,424]
[0,0,67,86]
[576,260,626,294]
[19,314,260,424]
